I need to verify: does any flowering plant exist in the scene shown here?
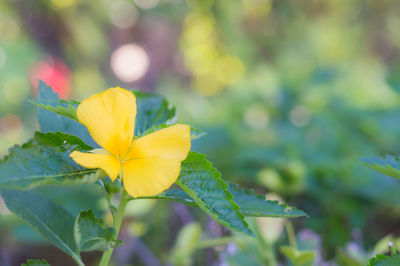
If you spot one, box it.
[0,82,306,265]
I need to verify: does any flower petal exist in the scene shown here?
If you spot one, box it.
[76,87,136,157]
[128,124,191,160]
[70,151,121,181]
[122,158,181,197]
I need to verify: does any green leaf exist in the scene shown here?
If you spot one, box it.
[32,99,80,121]
[227,184,307,218]
[152,189,197,206]
[1,189,83,265]
[133,90,176,135]
[189,127,207,140]
[335,249,363,266]
[21,259,50,266]
[361,155,400,180]
[176,152,254,236]
[0,131,100,190]
[368,254,400,266]
[142,185,306,218]
[140,123,206,140]
[35,82,176,142]
[36,81,97,148]
[280,246,316,266]
[74,209,120,252]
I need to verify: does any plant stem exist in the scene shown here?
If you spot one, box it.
[72,255,85,266]
[285,220,297,249]
[99,189,129,266]
[264,241,277,266]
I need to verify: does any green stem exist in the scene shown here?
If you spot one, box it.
[263,240,277,266]
[99,189,129,266]
[285,220,297,249]
[72,255,85,266]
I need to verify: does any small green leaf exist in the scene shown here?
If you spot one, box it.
[189,127,207,140]
[368,254,400,266]
[1,189,83,265]
[21,259,50,266]
[361,155,400,180]
[0,131,100,190]
[133,90,176,135]
[32,99,80,121]
[227,184,307,218]
[140,123,206,140]
[36,81,97,147]
[176,152,254,236]
[280,246,316,266]
[74,209,120,252]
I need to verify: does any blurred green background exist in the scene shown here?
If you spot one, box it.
[1,0,400,265]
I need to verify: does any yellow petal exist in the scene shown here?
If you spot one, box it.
[128,124,191,160]
[122,158,181,197]
[70,150,121,181]
[76,87,136,157]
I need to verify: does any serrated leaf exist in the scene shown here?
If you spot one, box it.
[280,246,316,266]
[361,155,400,180]
[0,131,100,190]
[140,123,206,140]
[1,189,83,265]
[227,184,307,218]
[133,90,176,135]
[368,254,400,266]
[36,81,97,147]
[176,152,254,236]
[21,259,50,266]
[32,99,80,121]
[152,189,197,206]
[35,82,176,142]
[74,209,119,252]
[142,185,306,218]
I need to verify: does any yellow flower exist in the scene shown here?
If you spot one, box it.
[69,87,191,197]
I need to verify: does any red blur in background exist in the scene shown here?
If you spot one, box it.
[30,56,71,99]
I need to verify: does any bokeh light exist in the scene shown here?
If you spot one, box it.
[134,0,159,9]
[289,106,312,127]
[108,1,138,29]
[50,0,76,9]
[110,43,150,83]
[0,15,20,42]
[243,105,269,130]
[0,114,22,140]
[3,77,29,105]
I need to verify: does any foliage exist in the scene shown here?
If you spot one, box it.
[21,259,50,266]
[280,246,316,266]
[362,155,400,180]
[0,82,305,265]
[176,152,253,236]
[0,131,98,190]
[74,209,120,252]
[3,0,400,264]
[1,189,82,265]
[368,254,400,266]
